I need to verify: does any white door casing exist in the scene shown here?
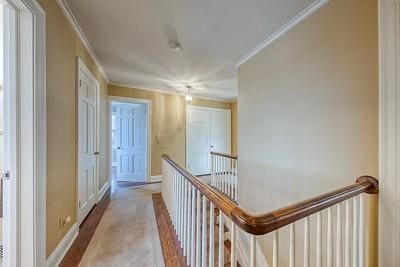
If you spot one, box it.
[77,58,99,225]
[186,106,231,175]
[115,103,147,182]
[3,0,46,266]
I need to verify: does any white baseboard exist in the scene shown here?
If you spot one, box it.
[150,175,162,182]
[98,181,110,202]
[46,223,79,267]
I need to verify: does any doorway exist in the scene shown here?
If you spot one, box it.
[110,97,150,185]
[186,106,231,175]
[2,0,46,266]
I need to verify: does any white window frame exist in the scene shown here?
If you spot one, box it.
[3,0,46,266]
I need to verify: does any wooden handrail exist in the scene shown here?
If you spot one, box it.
[162,154,378,235]
[211,151,238,160]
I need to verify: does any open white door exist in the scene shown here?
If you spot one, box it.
[77,59,99,225]
[186,106,231,175]
[115,103,147,182]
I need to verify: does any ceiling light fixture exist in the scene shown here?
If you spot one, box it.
[185,85,193,104]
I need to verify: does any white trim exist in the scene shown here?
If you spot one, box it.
[150,175,162,183]
[76,58,101,225]
[108,96,152,183]
[3,0,46,265]
[109,82,236,103]
[97,181,110,202]
[236,0,330,67]
[55,0,109,83]
[379,0,400,265]
[45,223,79,267]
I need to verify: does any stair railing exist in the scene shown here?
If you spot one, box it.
[161,154,379,267]
[210,151,238,202]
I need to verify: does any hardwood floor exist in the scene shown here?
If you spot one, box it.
[59,188,111,266]
[152,192,239,267]
[152,193,188,267]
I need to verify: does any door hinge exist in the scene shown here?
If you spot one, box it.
[79,79,82,87]
[2,171,10,181]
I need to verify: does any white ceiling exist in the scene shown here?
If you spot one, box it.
[65,0,315,101]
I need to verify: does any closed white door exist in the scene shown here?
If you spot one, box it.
[78,66,98,225]
[187,106,231,175]
[211,109,231,153]
[116,103,147,181]
[187,108,211,175]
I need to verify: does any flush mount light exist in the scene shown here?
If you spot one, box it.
[185,85,193,104]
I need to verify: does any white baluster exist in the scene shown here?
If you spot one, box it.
[175,171,178,229]
[336,204,342,267]
[345,200,351,267]
[289,223,295,267]
[196,190,201,267]
[230,221,237,267]
[180,176,184,244]
[316,212,322,267]
[183,180,188,255]
[229,159,233,199]
[352,197,358,267]
[234,159,238,202]
[359,195,365,267]
[172,171,176,229]
[187,183,192,266]
[209,203,215,267]
[327,207,333,267]
[191,185,196,267]
[211,154,215,186]
[222,157,226,194]
[217,157,221,191]
[202,197,207,267]
[177,174,181,238]
[219,210,224,267]
[250,235,256,267]
[304,217,310,267]
[273,230,279,267]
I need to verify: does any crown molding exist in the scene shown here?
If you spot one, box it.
[236,0,330,67]
[56,0,109,83]
[109,82,237,103]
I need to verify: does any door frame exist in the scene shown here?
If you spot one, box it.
[76,57,100,225]
[3,0,46,266]
[108,96,152,184]
[186,105,231,174]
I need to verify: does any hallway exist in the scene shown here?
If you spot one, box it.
[79,183,164,267]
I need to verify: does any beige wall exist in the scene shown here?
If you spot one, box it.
[108,85,232,176]
[38,0,109,257]
[238,0,378,266]
[231,101,238,154]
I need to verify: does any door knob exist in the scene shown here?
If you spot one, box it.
[94,152,100,155]
[117,147,121,149]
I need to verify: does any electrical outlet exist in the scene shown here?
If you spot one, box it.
[58,216,71,229]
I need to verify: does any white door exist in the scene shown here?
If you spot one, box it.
[116,103,147,181]
[211,109,231,153]
[187,106,231,175]
[187,108,211,175]
[78,63,98,225]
